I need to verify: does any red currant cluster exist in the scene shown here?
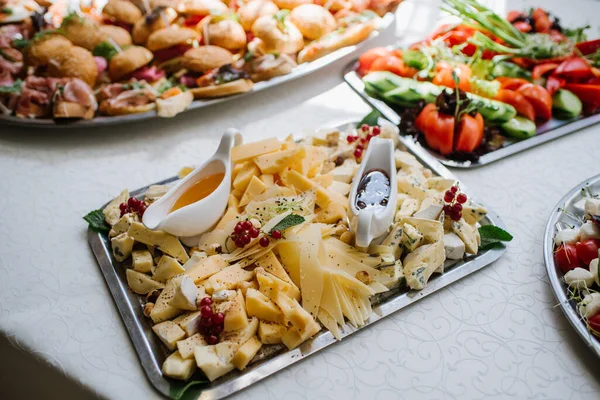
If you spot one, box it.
[120,197,147,218]
[231,220,282,248]
[198,296,224,345]
[443,185,467,221]
[347,124,381,159]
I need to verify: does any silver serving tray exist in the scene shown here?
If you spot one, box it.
[87,120,508,399]
[543,174,600,358]
[0,14,394,129]
[343,61,600,169]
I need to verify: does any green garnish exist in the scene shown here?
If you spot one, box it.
[564,25,589,44]
[269,214,305,234]
[478,225,513,250]
[243,51,254,62]
[83,210,111,234]
[273,9,290,31]
[1,7,13,14]
[0,48,15,62]
[92,41,119,61]
[0,79,23,95]
[12,38,30,49]
[169,379,208,400]
[357,110,381,128]
[402,50,428,70]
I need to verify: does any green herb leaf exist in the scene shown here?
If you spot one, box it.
[0,79,23,95]
[564,25,589,44]
[83,209,111,234]
[478,225,513,250]
[402,50,428,70]
[169,379,208,400]
[273,9,290,30]
[92,41,119,61]
[1,7,13,14]
[357,110,381,128]
[12,38,30,49]
[243,51,254,62]
[269,214,305,233]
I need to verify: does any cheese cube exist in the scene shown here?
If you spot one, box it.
[260,174,274,188]
[282,317,321,350]
[153,255,185,282]
[110,214,134,237]
[103,189,129,226]
[315,202,346,224]
[232,162,260,193]
[128,222,189,263]
[151,280,184,323]
[443,232,465,260]
[330,163,356,183]
[172,311,202,336]
[125,269,164,295]
[258,321,286,344]
[236,280,259,296]
[232,336,262,370]
[131,249,154,273]
[426,177,456,191]
[212,289,237,302]
[184,254,227,283]
[162,351,195,381]
[111,233,134,262]
[152,321,186,351]
[231,137,281,163]
[401,223,423,252]
[239,176,267,207]
[224,290,249,332]
[395,198,420,220]
[413,197,443,220]
[170,275,198,310]
[554,228,580,246]
[194,345,235,382]
[205,264,254,294]
[273,293,313,334]
[246,288,283,322]
[254,147,298,174]
[312,174,333,188]
[177,333,207,359]
[221,317,259,346]
[461,200,488,225]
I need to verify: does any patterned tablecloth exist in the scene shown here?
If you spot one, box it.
[2,0,600,398]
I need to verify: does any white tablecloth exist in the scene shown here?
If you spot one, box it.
[2,0,600,398]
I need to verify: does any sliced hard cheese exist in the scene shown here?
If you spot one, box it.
[132,249,154,273]
[315,201,346,224]
[126,269,164,295]
[461,200,488,225]
[176,333,207,359]
[194,345,235,382]
[254,251,294,285]
[151,280,184,323]
[282,317,320,350]
[111,233,134,262]
[231,137,281,163]
[152,321,186,351]
[205,264,254,294]
[245,288,283,322]
[153,255,185,282]
[232,336,262,370]
[239,176,267,207]
[224,290,249,332]
[256,268,301,302]
[254,147,302,174]
[184,254,227,283]
[128,222,189,263]
[232,163,259,192]
[162,351,195,381]
[401,223,423,252]
[403,241,445,290]
[172,311,202,336]
[451,218,478,254]
[258,321,286,344]
[110,214,134,237]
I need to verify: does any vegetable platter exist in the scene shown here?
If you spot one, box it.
[0,0,397,128]
[86,117,511,399]
[544,174,600,359]
[344,0,600,168]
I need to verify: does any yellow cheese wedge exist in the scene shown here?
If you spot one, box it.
[153,255,185,282]
[254,147,299,174]
[258,321,286,344]
[231,137,281,163]
[281,317,321,350]
[224,290,249,332]
[245,288,284,322]
[111,233,134,262]
[172,311,202,336]
[205,264,254,294]
[194,345,235,382]
[126,269,164,295]
[127,222,189,263]
[216,206,240,230]
[239,176,267,207]
[233,162,260,192]
[312,174,333,188]
[184,254,227,283]
[103,189,128,226]
[298,224,324,318]
[260,174,274,188]
[318,308,342,339]
[162,351,195,381]
[132,249,153,273]
[254,251,294,285]
[232,336,262,370]
[315,201,346,224]
[256,268,301,302]
[151,280,184,323]
[152,321,186,351]
[176,333,207,359]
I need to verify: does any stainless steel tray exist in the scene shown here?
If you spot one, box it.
[343,61,600,169]
[0,14,394,130]
[87,120,509,399]
[543,174,600,358]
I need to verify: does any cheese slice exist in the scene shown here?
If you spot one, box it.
[232,336,262,370]
[254,147,301,174]
[153,255,185,282]
[205,264,254,294]
[223,290,249,332]
[177,333,207,359]
[152,321,186,351]
[151,280,184,323]
[184,254,227,283]
[231,138,281,163]
[127,222,189,263]
[245,288,284,323]
[172,311,202,336]
[258,321,286,344]
[162,351,195,381]
[254,251,294,285]
[239,175,267,207]
[103,189,129,226]
[233,162,260,192]
[126,269,164,295]
[298,224,324,317]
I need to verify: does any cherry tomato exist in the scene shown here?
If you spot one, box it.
[495,77,530,91]
[517,83,553,121]
[513,21,532,33]
[357,47,393,75]
[433,62,471,92]
[507,10,525,22]
[532,8,552,33]
[589,313,600,337]
[532,63,559,80]
[495,89,536,121]
[370,55,416,77]
[555,57,594,80]
[554,244,583,273]
[576,239,600,266]
[455,113,484,153]
[415,103,455,155]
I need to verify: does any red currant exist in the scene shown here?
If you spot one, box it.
[241,220,252,230]
[248,227,260,238]
[119,203,128,213]
[259,237,270,247]
[361,124,369,132]
[127,197,138,209]
[372,126,381,135]
[199,297,213,307]
[234,224,243,234]
[354,149,363,158]
[452,203,463,213]
[212,312,224,325]
[234,238,244,248]
[450,211,461,221]
[444,192,454,203]
[271,230,282,240]
[360,137,367,144]
[201,305,213,318]
[356,144,364,150]
[200,317,212,327]
[207,335,219,345]
[450,186,458,194]
[367,133,374,141]
[241,234,251,245]
[211,324,223,335]
[443,204,452,214]
[199,324,210,335]
[456,193,468,204]
[347,135,356,143]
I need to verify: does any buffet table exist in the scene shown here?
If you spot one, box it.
[1,0,600,398]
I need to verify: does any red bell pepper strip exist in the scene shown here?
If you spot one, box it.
[357,47,393,75]
[555,57,594,80]
[563,83,600,107]
[415,104,455,155]
[576,39,600,56]
[495,77,530,91]
[546,75,566,95]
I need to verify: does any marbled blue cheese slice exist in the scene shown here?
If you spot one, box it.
[461,200,488,225]
[451,219,479,254]
[404,241,445,290]
[397,176,428,200]
[395,198,420,220]
[401,217,444,242]
[401,223,423,252]
[111,233,134,262]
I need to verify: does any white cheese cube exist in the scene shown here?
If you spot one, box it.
[194,345,235,382]
[554,228,580,246]
[578,292,600,318]
[132,249,154,273]
[162,351,195,381]
[443,232,465,260]
[111,233,134,262]
[125,269,164,294]
[585,198,600,216]
[170,275,198,310]
[152,321,186,351]
[177,333,207,359]
[413,197,443,220]
[173,311,202,336]
[580,221,600,240]
[394,149,422,169]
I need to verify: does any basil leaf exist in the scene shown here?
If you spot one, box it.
[83,209,111,234]
[269,214,305,233]
[92,41,118,61]
[169,379,208,400]
[356,110,381,128]
[478,225,513,250]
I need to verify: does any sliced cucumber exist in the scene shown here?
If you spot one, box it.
[491,61,532,80]
[467,93,517,124]
[362,71,407,94]
[552,89,582,120]
[384,80,442,106]
[501,116,537,139]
